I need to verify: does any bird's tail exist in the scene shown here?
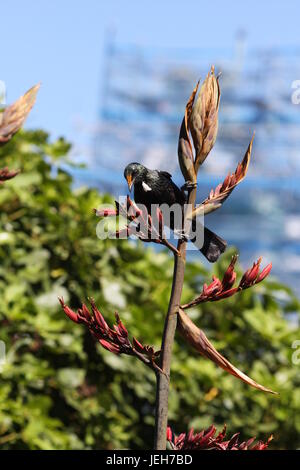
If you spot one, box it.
[191,222,227,263]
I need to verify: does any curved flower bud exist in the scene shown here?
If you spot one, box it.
[256,263,272,282]
[0,83,40,146]
[221,254,238,290]
[58,297,80,323]
[178,308,277,394]
[190,66,220,171]
[177,82,198,183]
[239,257,262,288]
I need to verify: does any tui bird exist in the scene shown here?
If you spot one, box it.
[124,162,227,262]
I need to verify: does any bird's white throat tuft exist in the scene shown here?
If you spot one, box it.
[142,181,152,192]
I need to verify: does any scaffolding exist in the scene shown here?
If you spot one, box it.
[93,34,300,193]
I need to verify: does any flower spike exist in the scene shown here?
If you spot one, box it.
[167,424,273,450]
[190,134,254,219]
[94,197,180,256]
[59,297,161,373]
[181,255,272,308]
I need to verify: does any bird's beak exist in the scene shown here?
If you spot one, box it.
[126,174,133,192]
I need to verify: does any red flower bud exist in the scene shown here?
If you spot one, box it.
[133,337,145,353]
[115,314,128,338]
[222,255,238,290]
[79,303,91,321]
[90,300,109,332]
[99,339,120,354]
[239,258,262,288]
[94,208,117,217]
[216,287,238,300]
[59,297,80,323]
[166,427,173,442]
[204,276,222,296]
[248,258,262,282]
[256,262,272,283]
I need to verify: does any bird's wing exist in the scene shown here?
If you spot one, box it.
[158,170,172,179]
[159,171,186,205]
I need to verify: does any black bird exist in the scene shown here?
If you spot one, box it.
[124,162,227,262]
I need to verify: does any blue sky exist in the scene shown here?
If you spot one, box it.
[1,1,300,143]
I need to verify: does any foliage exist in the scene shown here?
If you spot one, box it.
[0,130,299,449]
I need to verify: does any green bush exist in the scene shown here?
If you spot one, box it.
[0,130,299,449]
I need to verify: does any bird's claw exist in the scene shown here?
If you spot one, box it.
[181,181,198,192]
[173,229,189,242]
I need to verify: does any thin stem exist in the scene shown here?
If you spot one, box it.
[162,239,181,257]
[131,349,164,375]
[153,186,197,450]
[180,299,200,310]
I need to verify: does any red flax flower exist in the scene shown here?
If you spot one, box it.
[59,298,161,372]
[167,424,273,450]
[181,255,272,309]
[95,195,180,256]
